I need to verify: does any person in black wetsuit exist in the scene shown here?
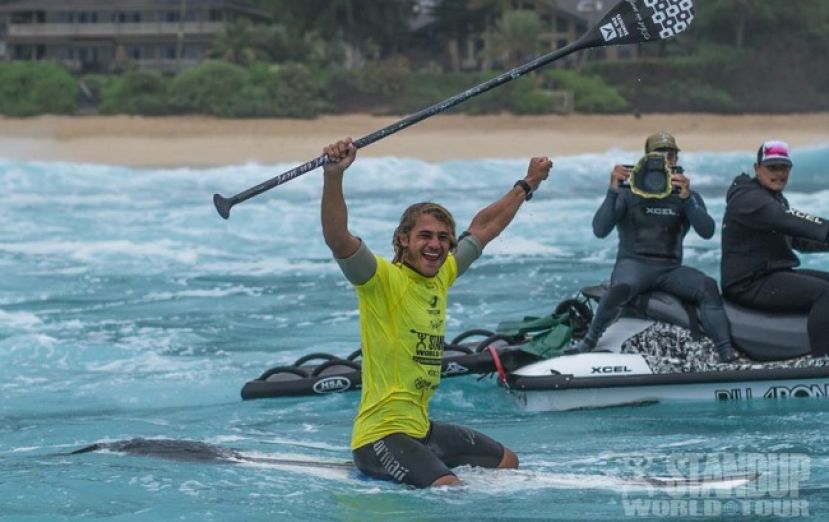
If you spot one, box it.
[573,132,737,362]
[721,140,829,357]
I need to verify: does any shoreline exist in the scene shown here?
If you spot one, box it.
[2,113,829,168]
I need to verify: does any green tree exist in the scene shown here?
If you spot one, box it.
[253,0,415,65]
[494,10,543,68]
[0,62,76,116]
[168,61,249,116]
[100,71,170,115]
[211,19,263,65]
[429,0,489,70]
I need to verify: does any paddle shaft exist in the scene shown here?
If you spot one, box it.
[214,0,696,218]
[213,34,597,218]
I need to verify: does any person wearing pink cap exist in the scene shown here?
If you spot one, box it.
[721,140,829,357]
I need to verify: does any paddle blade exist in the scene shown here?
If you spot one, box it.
[587,0,695,47]
[213,193,232,220]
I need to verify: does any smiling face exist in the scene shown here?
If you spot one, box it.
[754,163,792,192]
[397,213,453,277]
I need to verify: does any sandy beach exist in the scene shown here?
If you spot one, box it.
[2,113,828,167]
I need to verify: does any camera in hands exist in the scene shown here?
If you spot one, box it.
[620,152,683,199]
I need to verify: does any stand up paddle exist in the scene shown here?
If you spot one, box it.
[213,0,695,219]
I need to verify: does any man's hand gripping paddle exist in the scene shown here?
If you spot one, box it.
[213,0,695,219]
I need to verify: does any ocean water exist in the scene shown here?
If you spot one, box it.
[2,144,829,521]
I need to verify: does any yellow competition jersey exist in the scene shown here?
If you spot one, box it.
[350,254,458,449]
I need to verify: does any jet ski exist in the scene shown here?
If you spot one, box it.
[241,284,829,410]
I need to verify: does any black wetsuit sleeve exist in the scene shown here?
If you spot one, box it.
[737,198,829,243]
[792,237,829,252]
[592,189,624,238]
[683,191,715,239]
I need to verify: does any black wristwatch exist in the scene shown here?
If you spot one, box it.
[514,180,533,201]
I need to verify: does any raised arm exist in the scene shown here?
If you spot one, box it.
[465,157,552,248]
[321,138,361,259]
[592,164,629,238]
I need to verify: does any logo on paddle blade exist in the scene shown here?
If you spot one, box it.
[601,14,630,42]
[601,23,618,41]
[313,376,351,394]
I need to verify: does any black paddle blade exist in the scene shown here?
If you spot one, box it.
[585,0,695,47]
[213,193,232,220]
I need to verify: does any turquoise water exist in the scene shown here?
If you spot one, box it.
[2,144,829,520]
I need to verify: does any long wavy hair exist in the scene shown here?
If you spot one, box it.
[392,202,458,263]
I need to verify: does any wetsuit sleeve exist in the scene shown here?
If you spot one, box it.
[454,234,483,276]
[734,194,829,243]
[792,237,829,252]
[592,189,624,238]
[335,239,378,286]
[683,191,715,239]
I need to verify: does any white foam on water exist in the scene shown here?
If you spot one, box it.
[87,350,213,377]
[198,257,340,277]
[0,239,204,265]
[0,309,43,330]
[142,286,262,302]
[482,236,567,257]
[9,446,40,454]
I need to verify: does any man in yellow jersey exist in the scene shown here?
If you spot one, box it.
[321,137,552,488]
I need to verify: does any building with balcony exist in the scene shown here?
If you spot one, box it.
[0,0,269,73]
[415,0,638,72]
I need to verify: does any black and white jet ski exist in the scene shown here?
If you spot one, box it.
[509,285,829,410]
[241,284,829,411]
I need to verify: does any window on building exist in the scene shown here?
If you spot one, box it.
[77,12,99,24]
[16,44,45,59]
[556,38,568,49]
[78,46,98,64]
[209,9,223,22]
[184,45,201,59]
[11,12,35,24]
[164,46,177,59]
[555,17,568,33]
[101,46,114,61]
[166,11,180,23]
[55,46,72,60]
[117,11,140,23]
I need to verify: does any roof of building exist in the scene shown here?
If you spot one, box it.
[0,0,268,17]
